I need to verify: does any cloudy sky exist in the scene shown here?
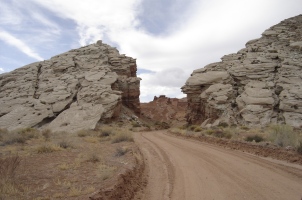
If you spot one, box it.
[0,0,301,102]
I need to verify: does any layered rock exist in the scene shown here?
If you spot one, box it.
[0,41,141,132]
[182,15,302,128]
[141,95,187,125]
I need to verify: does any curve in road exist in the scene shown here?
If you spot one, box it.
[134,131,302,200]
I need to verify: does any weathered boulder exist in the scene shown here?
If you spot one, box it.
[182,15,302,128]
[0,41,141,132]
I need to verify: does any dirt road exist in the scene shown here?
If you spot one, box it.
[134,131,302,200]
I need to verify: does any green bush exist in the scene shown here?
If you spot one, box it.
[245,134,264,143]
[269,124,298,147]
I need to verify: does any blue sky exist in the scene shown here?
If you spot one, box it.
[0,0,301,102]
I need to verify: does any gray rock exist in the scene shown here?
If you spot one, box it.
[182,14,302,128]
[0,41,141,132]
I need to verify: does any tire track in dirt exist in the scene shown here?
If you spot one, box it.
[135,131,302,200]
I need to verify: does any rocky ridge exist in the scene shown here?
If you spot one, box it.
[0,40,141,132]
[182,15,302,128]
[140,95,187,126]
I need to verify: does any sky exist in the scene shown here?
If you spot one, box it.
[0,0,301,102]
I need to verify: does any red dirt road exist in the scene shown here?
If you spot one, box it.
[134,131,302,200]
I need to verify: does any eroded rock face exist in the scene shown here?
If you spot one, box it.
[141,95,187,126]
[0,41,141,132]
[182,15,302,128]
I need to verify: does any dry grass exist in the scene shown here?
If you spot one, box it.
[0,156,21,199]
[36,144,61,153]
[86,153,101,163]
[97,164,116,180]
[268,124,299,147]
[115,146,128,157]
[111,131,134,143]
[0,126,137,199]
[84,136,99,143]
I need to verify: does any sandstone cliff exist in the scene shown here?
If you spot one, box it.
[182,15,302,128]
[0,40,141,132]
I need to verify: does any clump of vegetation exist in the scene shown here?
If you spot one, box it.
[218,122,229,128]
[114,147,128,157]
[206,129,214,135]
[97,164,116,180]
[154,121,170,129]
[269,124,298,147]
[194,127,202,132]
[131,121,141,128]
[240,126,250,130]
[86,154,100,163]
[41,129,52,141]
[36,144,61,153]
[99,127,113,137]
[111,131,134,143]
[58,140,72,149]
[1,128,40,146]
[212,129,232,139]
[77,130,97,137]
[0,155,21,198]
[245,134,264,143]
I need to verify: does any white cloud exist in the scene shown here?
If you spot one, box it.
[32,0,141,46]
[0,30,43,61]
[0,68,4,73]
[24,0,302,101]
[0,1,23,25]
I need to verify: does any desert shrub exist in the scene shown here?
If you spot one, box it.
[194,127,202,132]
[206,129,214,135]
[99,127,114,137]
[269,124,298,147]
[132,121,141,127]
[212,129,232,139]
[240,126,250,130]
[114,147,128,157]
[188,125,198,131]
[36,145,60,153]
[86,154,100,163]
[218,122,229,128]
[0,156,21,198]
[58,140,72,149]
[77,130,89,137]
[111,132,134,143]
[42,129,52,141]
[245,134,264,143]
[2,132,26,145]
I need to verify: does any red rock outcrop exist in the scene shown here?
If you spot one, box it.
[141,95,187,125]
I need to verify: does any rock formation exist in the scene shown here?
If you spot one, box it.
[141,95,187,125]
[182,15,302,128]
[0,40,141,132]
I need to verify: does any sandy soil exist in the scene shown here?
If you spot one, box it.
[135,131,302,200]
